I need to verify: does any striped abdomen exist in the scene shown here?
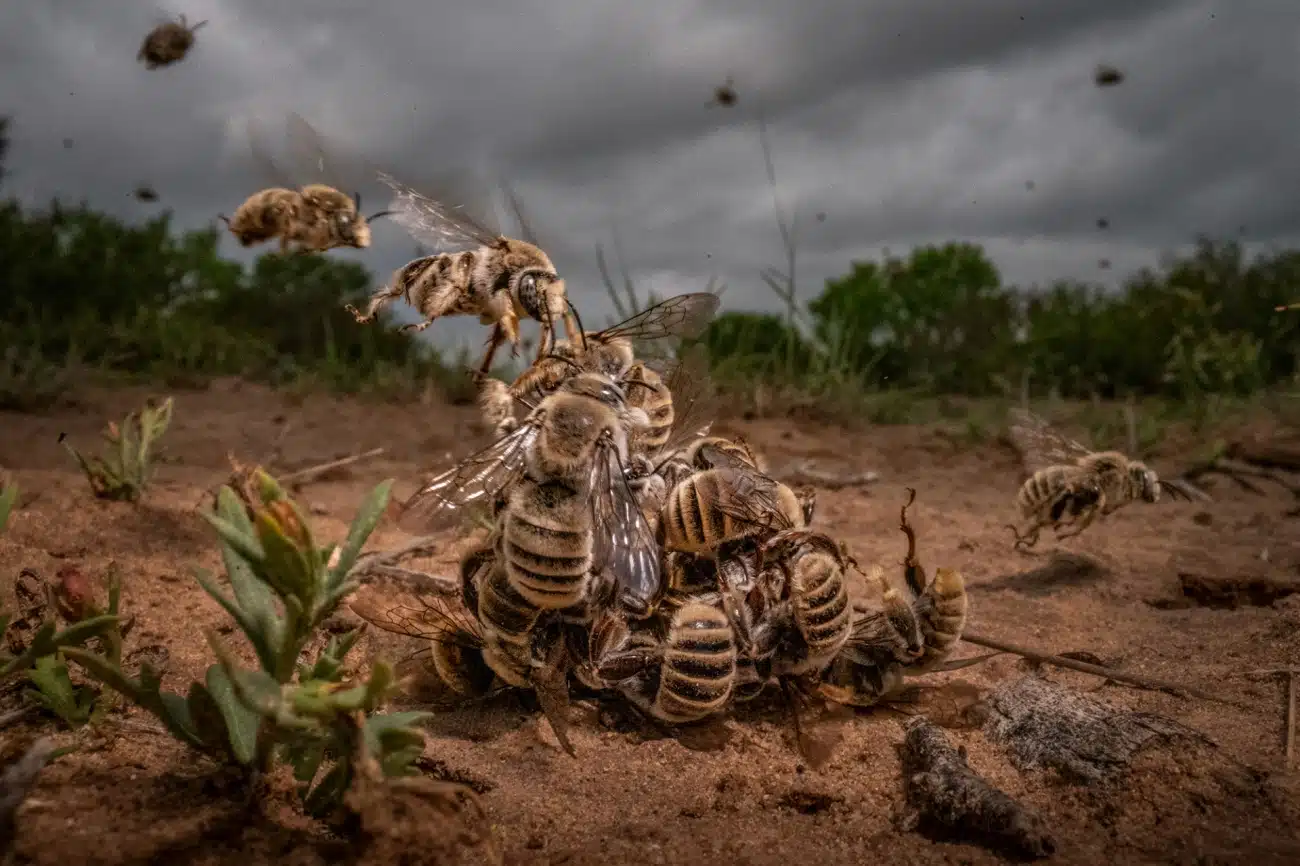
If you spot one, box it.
[909,567,968,672]
[653,602,736,723]
[1016,465,1076,517]
[783,550,851,675]
[477,561,542,687]
[661,469,802,555]
[428,634,497,698]
[501,480,593,609]
[626,364,673,455]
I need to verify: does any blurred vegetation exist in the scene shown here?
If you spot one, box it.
[0,116,470,407]
[2,113,1297,426]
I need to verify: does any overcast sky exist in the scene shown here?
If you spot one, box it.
[3,1,1295,351]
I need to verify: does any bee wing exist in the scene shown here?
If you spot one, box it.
[398,421,538,532]
[349,583,483,651]
[244,116,296,190]
[500,178,541,246]
[710,468,798,534]
[1159,477,1211,502]
[651,342,716,459]
[377,171,503,251]
[284,112,332,183]
[597,292,721,346]
[590,447,662,614]
[1006,408,1095,472]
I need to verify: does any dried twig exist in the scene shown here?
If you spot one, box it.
[364,564,461,595]
[961,631,1246,708]
[777,459,879,490]
[280,447,385,486]
[0,737,55,857]
[350,535,441,579]
[0,706,35,729]
[1182,456,1300,499]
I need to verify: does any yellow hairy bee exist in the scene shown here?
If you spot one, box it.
[221,114,390,254]
[1005,409,1207,549]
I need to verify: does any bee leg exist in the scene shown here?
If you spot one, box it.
[1006,522,1038,551]
[476,324,508,377]
[344,283,406,324]
[398,319,434,334]
[1055,502,1100,539]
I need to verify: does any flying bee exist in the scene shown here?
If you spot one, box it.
[137,14,206,69]
[1005,408,1208,548]
[659,466,806,558]
[221,114,391,255]
[398,371,662,618]
[589,601,737,724]
[345,173,581,378]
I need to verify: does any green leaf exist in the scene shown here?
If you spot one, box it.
[0,481,17,535]
[285,740,327,786]
[2,615,120,678]
[27,656,92,726]
[192,568,277,673]
[214,489,279,626]
[204,665,261,764]
[253,509,314,605]
[326,480,393,591]
[202,511,267,569]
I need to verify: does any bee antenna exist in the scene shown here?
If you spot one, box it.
[192,19,208,31]
[623,380,658,396]
[218,214,231,227]
[366,210,393,221]
[565,298,589,351]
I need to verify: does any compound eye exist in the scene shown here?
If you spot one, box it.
[519,273,537,294]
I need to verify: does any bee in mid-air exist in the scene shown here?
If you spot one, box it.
[345,173,581,378]
[221,114,391,255]
[398,371,662,619]
[1004,408,1207,549]
[493,292,719,442]
[137,15,206,69]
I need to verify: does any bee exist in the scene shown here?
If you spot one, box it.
[398,371,662,618]
[655,432,769,494]
[894,489,967,672]
[814,566,924,708]
[659,466,806,557]
[137,15,206,69]
[345,173,581,378]
[348,570,498,706]
[221,114,390,255]
[133,185,159,203]
[1004,408,1207,548]
[589,601,737,724]
[709,76,738,107]
[510,293,720,399]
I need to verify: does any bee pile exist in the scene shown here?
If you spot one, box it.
[352,290,973,756]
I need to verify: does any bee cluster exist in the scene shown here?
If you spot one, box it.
[353,291,972,756]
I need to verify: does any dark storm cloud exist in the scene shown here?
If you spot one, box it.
[1,1,1296,349]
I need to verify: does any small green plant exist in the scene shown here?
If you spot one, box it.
[60,396,173,502]
[0,345,73,411]
[1,574,121,726]
[0,479,16,534]
[64,470,432,818]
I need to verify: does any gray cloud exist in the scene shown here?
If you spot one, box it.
[2,1,1296,353]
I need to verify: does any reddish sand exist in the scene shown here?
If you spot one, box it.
[1,380,1297,865]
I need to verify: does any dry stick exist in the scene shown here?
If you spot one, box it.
[961,630,1248,708]
[279,447,385,486]
[350,535,441,578]
[365,564,461,594]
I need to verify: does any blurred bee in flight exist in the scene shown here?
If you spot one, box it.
[137,14,206,70]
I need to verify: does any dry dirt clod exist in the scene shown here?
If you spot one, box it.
[982,675,1211,782]
[898,717,1054,860]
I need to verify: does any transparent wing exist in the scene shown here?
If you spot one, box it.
[244,116,295,190]
[590,446,662,614]
[398,421,538,532]
[349,580,483,651]
[377,170,502,250]
[1006,408,1094,472]
[597,292,721,345]
[500,179,540,246]
[709,467,798,533]
[650,342,716,458]
[284,112,331,182]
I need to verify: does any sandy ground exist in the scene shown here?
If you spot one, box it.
[1,379,1298,865]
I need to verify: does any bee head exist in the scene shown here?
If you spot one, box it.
[513,269,559,321]
[562,371,628,409]
[1131,462,1160,502]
